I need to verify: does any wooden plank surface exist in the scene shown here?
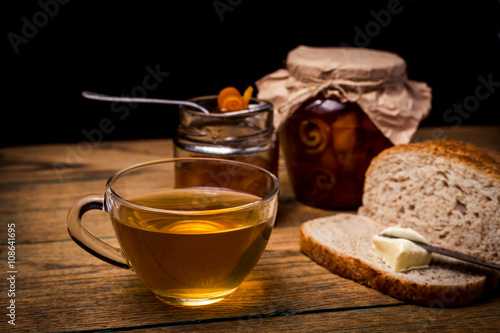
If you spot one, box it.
[149,298,500,333]
[0,126,499,332]
[2,227,406,332]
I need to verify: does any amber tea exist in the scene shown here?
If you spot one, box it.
[112,187,273,305]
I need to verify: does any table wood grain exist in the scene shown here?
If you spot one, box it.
[1,126,499,332]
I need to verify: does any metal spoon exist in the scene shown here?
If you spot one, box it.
[82,91,211,114]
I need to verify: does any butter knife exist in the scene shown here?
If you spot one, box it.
[379,234,500,271]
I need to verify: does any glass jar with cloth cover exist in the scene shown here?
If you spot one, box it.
[256,46,432,209]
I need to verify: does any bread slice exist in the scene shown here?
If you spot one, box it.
[300,214,496,307]
[358,140,500,264]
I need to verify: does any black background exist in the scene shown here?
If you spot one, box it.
[4,0,500,147]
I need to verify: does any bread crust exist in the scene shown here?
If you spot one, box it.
[366,140,500,181]
[300,215,488,307]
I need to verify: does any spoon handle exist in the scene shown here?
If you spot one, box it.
[81,91,210,114]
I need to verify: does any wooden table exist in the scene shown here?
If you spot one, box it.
[1,126,499,332]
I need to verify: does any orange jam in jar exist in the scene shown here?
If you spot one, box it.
[281,94,392,209]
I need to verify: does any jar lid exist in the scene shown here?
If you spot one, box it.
[287,46,407,83]
[256,46,432,145]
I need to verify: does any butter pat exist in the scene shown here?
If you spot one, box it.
[379,225,429,244]
[372,226,431,272]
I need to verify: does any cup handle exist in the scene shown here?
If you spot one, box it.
[67,194,130,269]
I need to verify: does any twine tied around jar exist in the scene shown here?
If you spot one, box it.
[256,46,432,145]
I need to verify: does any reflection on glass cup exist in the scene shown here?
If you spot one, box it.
[67,158,279,306]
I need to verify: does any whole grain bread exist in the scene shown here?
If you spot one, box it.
[300,214,497,307]
[358,140,500,264]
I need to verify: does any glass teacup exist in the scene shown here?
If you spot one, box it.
[67,158,279,306]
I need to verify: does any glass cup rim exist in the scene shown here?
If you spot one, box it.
[105,157,279,215]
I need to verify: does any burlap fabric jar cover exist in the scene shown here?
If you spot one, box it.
[256,46,432,208]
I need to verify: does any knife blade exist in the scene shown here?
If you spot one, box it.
[378,234,500,271]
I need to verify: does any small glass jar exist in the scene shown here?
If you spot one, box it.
[281,93,392,209]
[174,96,279,176]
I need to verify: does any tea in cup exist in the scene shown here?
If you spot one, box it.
[67,158,279,306]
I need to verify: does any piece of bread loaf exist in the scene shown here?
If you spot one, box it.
[358,140,500,265]
[300,214,497,307]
